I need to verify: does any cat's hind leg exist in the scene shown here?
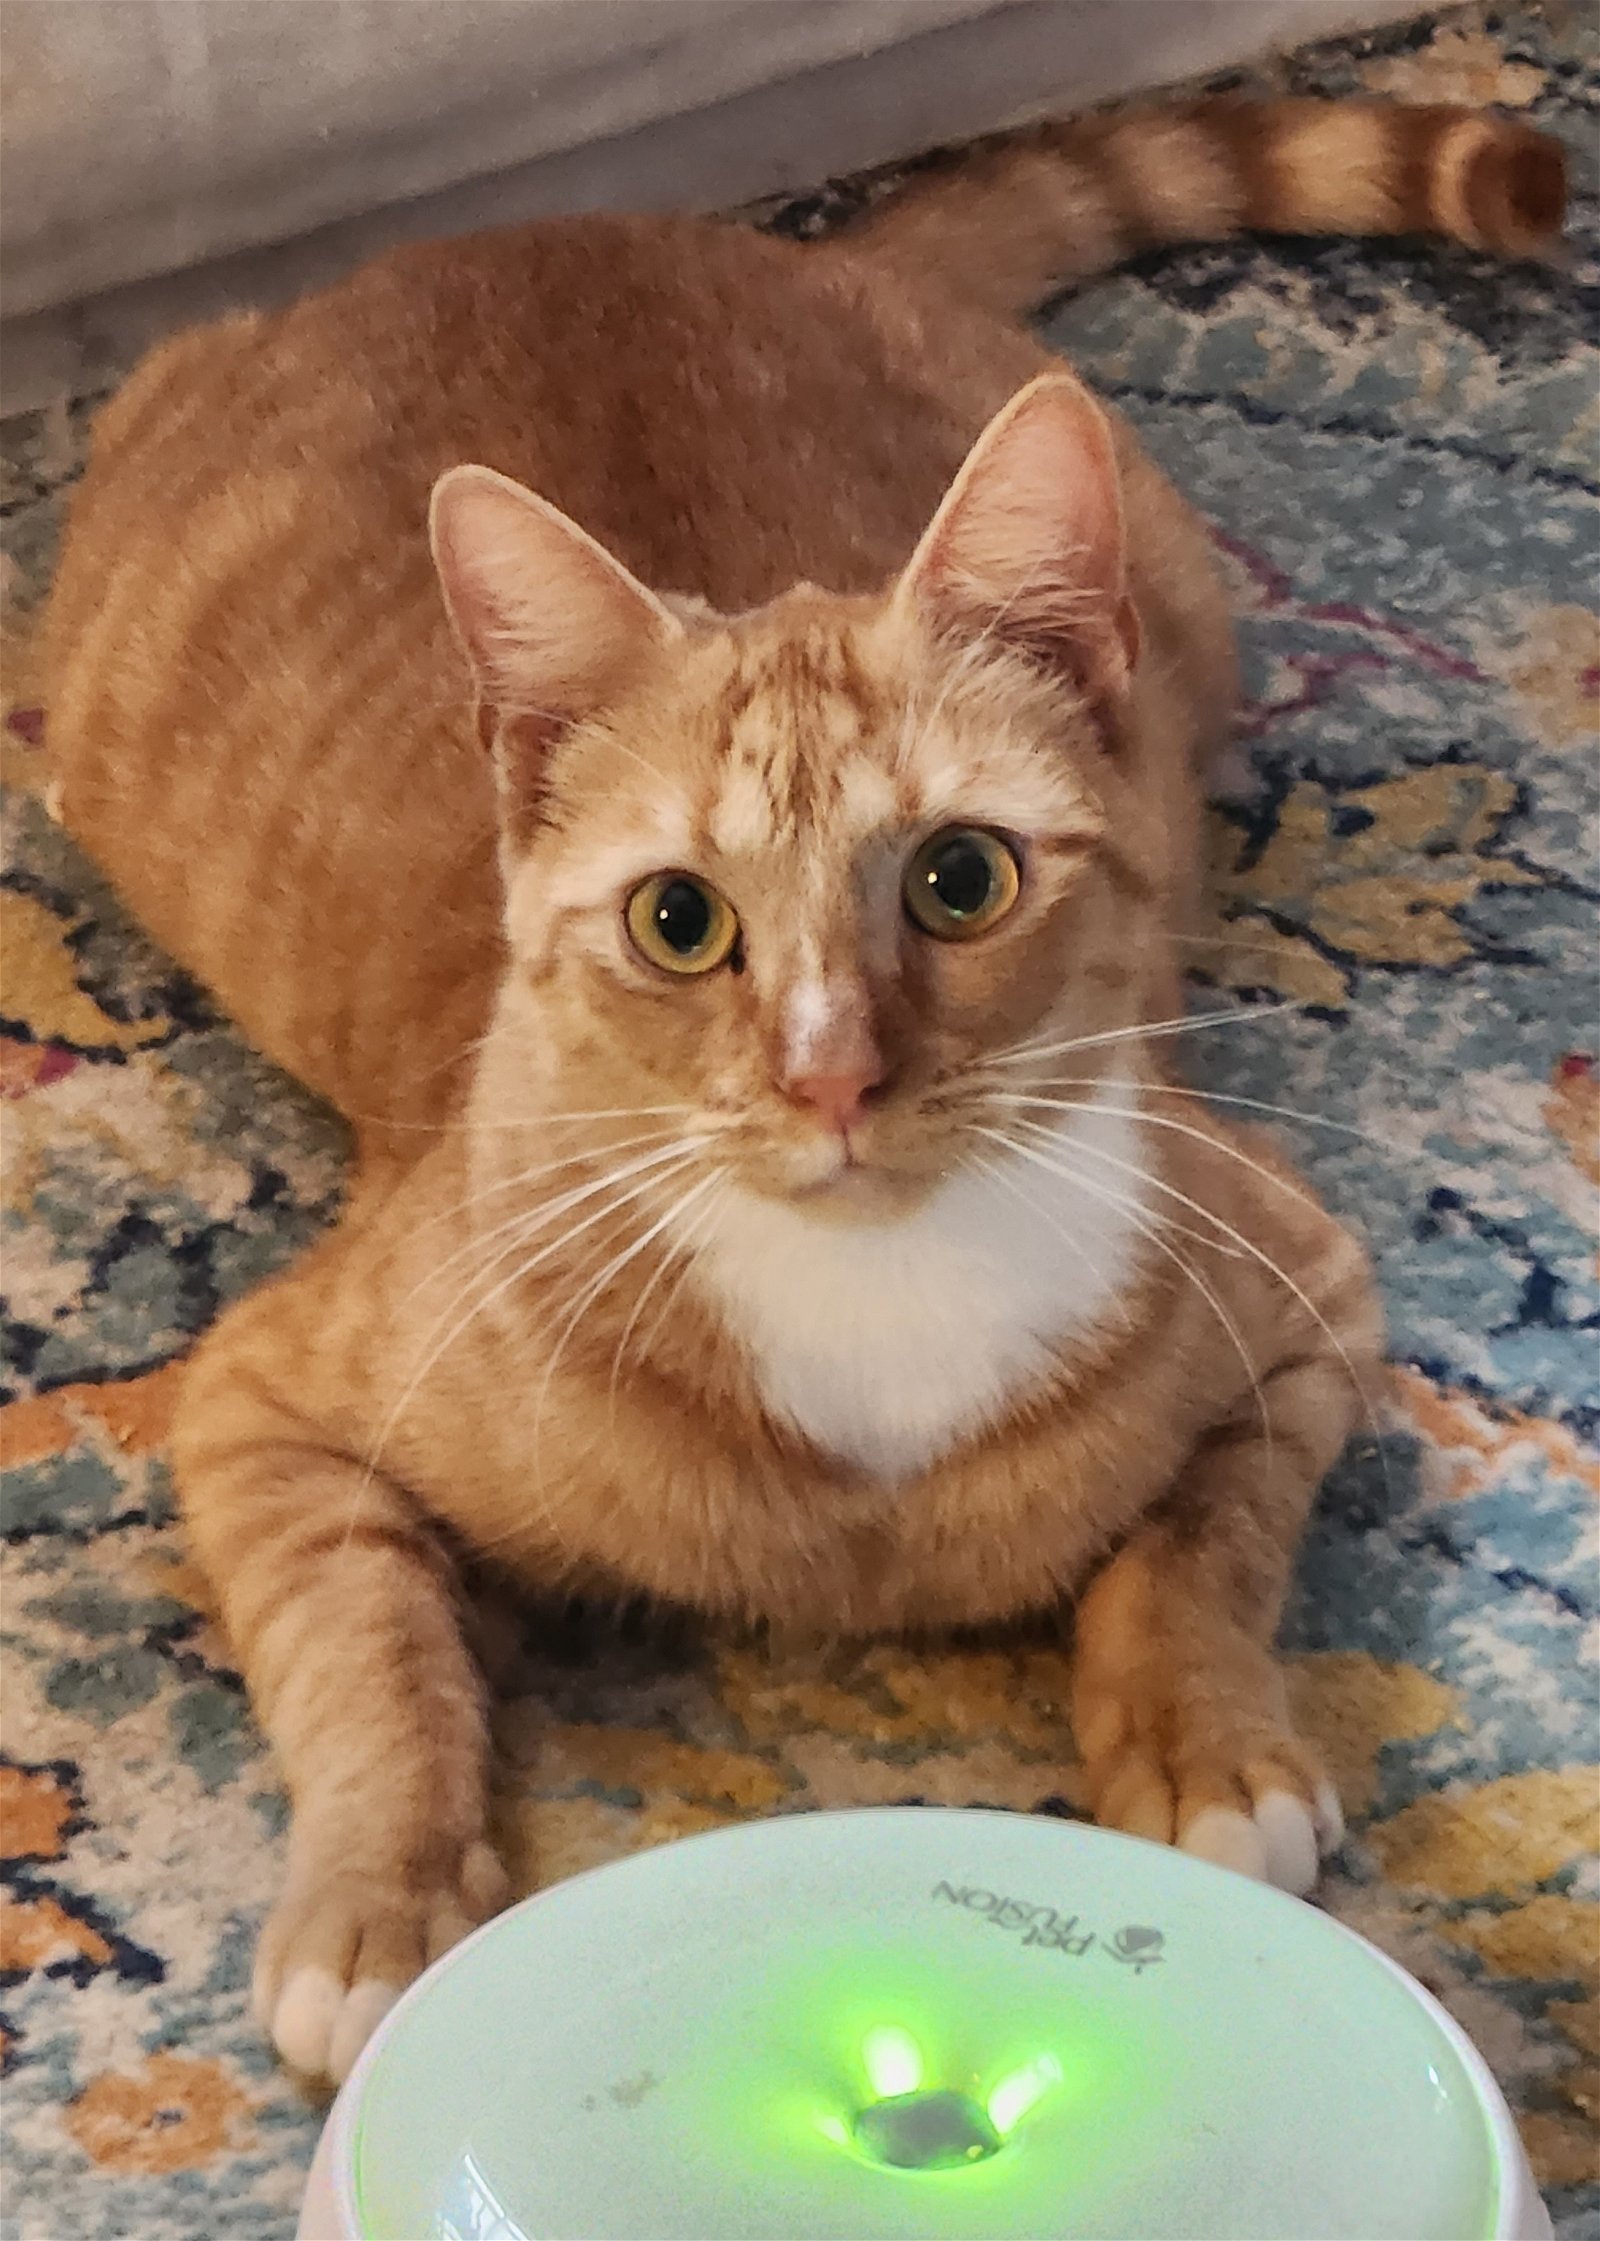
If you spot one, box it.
[173,1271,509,2085]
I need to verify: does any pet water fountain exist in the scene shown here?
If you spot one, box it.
[298,1806,1546,2240]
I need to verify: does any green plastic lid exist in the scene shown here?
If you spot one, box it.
[333,1808,1519,2240]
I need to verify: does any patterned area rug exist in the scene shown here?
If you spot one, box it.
[3,8,1596,2236]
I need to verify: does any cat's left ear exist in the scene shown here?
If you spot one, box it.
[430,463,681,738]
[894,372,1139,705]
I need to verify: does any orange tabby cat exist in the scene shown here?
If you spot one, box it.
[44,99,1564,2085]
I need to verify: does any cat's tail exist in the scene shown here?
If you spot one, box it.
[837,98,1567,315]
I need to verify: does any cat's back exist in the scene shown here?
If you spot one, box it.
[46,214,1043,1132]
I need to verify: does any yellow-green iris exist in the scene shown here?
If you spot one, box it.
[626,873,739,975]
[904,827,1021,941]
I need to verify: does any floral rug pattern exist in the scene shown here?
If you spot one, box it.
[2,9,1596,2237]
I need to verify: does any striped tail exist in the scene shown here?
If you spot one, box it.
[838,98,1567,316]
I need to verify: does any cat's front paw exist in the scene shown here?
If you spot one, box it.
[1075,1666,1345,1895]
[253,1840,511,2085]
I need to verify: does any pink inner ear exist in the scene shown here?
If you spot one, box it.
[899,374,1138,699]
[429,465,681,721]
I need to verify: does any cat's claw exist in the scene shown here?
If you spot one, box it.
[253,1840,510,2085]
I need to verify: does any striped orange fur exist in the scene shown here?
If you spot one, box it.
[848,95,1566,313]
[43,96,1564,2084]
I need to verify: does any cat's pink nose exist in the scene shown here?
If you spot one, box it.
[785,1064,883,1136]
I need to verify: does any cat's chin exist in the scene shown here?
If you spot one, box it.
[777,1161,936,1223]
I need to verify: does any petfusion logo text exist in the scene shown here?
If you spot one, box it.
[931,1882,1168,1971]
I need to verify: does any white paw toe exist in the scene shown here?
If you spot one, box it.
[1254,1789,1320,1895]
[1180,1805,1268,1880]
[271,1965,402,2082]
[328,1978,402,2085]
[271,1965,347,2076]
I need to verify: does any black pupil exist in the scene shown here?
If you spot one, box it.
[654,879,713,954]
[927,836,994,917]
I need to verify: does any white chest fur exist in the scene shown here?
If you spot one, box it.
[689,1078,1151,1481]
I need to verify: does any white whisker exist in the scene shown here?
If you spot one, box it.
[978,1136,1237,1259]
[346,1095,696,1137]
[1005,1076,1389,1151]
[344,1142,704,1545]
[406,1144,704,1388]
[986,999,1301,1074]
[403,1124,690,1251]
[394,1134,699,1312]
[996,1099,1320,1216]
[529,1166,725,1464]
[469,1171,732,1566]
[607,1171,731,1415]
[1011,1116,1388,1474]
[977,1127,1272,1455]
[455,1101,697,1136]
[968,1152,1134,1337]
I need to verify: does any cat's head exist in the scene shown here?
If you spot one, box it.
[431,374,1163,1216]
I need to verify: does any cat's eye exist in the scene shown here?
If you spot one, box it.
[626,873,740,975]
[903,827,1021,942]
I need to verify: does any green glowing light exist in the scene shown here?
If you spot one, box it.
[861,2025,925,2101]
[986,2051,1065,2137]
[815,2115,852,2150]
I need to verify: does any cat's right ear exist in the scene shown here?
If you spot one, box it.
[429,465,681,786]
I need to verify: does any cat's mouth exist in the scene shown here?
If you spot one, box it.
[789,1166,929,1221]
[792,1157,878,1202]
[768,1129,950,1220]
[710,1098,965,1219]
